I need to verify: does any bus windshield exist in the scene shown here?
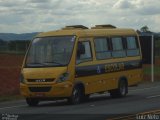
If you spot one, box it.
[25,36,76,67]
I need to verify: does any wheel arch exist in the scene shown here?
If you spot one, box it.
[73,81,85,94]
[119,76,128,85]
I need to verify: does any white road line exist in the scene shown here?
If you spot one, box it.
[146,95,160,99]
[130,86,160,92]
[0,105,26,110]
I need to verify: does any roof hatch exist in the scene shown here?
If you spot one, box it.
[62,25,88,30]
[91,24,116,29]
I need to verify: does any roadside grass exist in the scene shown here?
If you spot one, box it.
[142,64,160,82]
[143,66,160,75]
[0,95,24,102]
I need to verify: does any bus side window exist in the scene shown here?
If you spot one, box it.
[111,37,126,58]
[76,41,92,64]
[94,37,111,60]
[126,36,140,56]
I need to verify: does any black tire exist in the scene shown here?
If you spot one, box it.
[83,95,90,102]
[26,98,39,106]
[68,87,82,105]
[110,80,128,98]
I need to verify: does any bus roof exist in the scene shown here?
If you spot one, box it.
[37,27,137,38]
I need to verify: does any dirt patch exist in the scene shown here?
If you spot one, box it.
[143,57,160,81]
[143,75,151,82]
[143,74,160,82]
[0,54,24,67]
[155,57,160,65]
[0,54,24,95]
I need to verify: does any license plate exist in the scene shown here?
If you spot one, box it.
[35,93,45,97]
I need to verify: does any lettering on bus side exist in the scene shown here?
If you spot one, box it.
[75,60,142,78]
[104,63,125,73]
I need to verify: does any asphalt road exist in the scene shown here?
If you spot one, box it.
[0,81,160,120]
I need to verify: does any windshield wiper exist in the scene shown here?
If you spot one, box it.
[26,63,45,67]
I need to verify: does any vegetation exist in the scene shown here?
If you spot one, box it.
[143,66,160,75]
[155,38,160,47]
[140,25,150,32]
[0,40,30,55]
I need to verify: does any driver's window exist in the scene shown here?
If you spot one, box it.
[77,41,92,64]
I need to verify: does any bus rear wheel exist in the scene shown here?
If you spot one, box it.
[26,98,39,106]
[110,80,128,98]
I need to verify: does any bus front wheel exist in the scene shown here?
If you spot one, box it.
[68,87,82,104]
[26,98,39,106]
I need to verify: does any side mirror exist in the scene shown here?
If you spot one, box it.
[77,43,85,55]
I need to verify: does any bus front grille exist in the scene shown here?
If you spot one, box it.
[29,87,51,92]
[27,79,55,83]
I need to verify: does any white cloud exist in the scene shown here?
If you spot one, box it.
[113,0,134,9]
[28,0,52,3]
[0,0,160,33]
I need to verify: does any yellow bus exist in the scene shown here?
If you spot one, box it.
[20,25,143,106]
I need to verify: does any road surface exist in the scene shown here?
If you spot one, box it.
[0,81,160,120]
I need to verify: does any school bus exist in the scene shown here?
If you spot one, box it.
[20,25,143,106]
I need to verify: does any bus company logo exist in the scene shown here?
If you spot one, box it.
[35,79,46,82]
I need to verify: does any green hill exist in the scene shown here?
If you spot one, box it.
[0,32,39,41]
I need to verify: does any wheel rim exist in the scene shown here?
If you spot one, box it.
[73,89,80,103]
[120,82,126,95]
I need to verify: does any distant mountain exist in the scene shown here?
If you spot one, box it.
[0,32,39,41]
[0,31,159,41]
[154,32,160,37]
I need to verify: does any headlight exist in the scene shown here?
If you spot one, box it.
[56,72,69,83]
[20,74,25,84]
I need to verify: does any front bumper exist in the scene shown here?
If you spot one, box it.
[20,82,73,98]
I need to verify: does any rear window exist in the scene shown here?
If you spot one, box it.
[126,36,140,56]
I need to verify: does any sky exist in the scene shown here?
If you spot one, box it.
[0,0,160,33]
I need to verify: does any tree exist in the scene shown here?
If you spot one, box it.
[0,39,6,45]
[140,26,149,32]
